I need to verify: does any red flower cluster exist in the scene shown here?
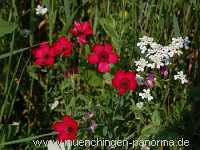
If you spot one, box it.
[112,70,137,95]
[32,36,73,66]
[69,21,93,45]
[53,115,78,142]
[52,35,73,57]
[87,44,119,73]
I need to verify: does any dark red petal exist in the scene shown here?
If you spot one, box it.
[98,62,110,73]
[88,53,99,64]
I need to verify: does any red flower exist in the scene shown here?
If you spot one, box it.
[53,115,78,142]
[32,42,55,66]
[112,69,137,95]
[87,43,119,73]
[69,21,93,45]
[52,35,73,57]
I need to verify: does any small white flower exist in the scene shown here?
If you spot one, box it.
[136,102,144,109]
[171,37,184,49]
[135,58,149,72]
[47,140,65,150]
[139,89,153,101]
[174,71,188,84]
[49,100,59,110]
[35,5,48,16]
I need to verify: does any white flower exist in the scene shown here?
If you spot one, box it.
[139,89,153,101]
[47,140,65,150]
[48,100,59,110]
[35,5,48,16]
[136,102,144,109]
[171,37,184,49]
[135,58,149,72]
[174,71,188,84]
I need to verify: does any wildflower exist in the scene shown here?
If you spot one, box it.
[32,42,55,66]
[135,58,149,72]
[48,100,59,110]
[112,69,137,95]
[69,21,93,45]
[174,71,188,84]
[160,65,168,79]
[52,35,73,57]
[88,43,119,73]
[35,5,48,16]
[171,37,184,49]
[139,89,153,101]
[88,121,97,133]
[53,115,78,142]
[136,102,144,109]
[144,73,156,88]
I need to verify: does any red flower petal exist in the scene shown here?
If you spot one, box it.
[88,53,99,64]
[108,52,118,64]
[78,34,87,45]
[104,43,113,53]
[81,21,93,35]
[92,44,104,53]
[53,121,67,132]
[98,62,110,73]
[74,21,82,31]
[63,115,78,130]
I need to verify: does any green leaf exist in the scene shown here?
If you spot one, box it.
[0,18,17,37]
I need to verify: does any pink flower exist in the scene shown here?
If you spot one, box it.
[87,43,119,73]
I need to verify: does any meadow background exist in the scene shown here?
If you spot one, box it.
[0,0,200,149]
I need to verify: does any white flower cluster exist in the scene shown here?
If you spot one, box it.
[35,5,48,16]
[139,89,153,101]
[135,36,189,70]
[174,71,188,84]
